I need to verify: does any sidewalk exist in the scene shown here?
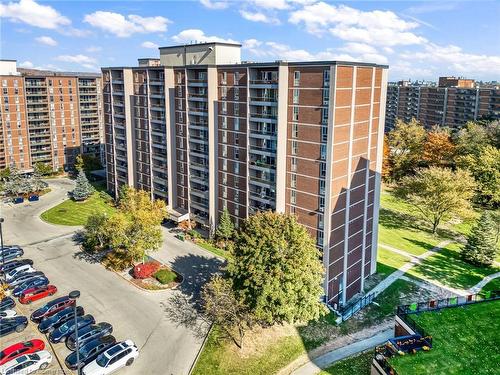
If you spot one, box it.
[290,329,393,375]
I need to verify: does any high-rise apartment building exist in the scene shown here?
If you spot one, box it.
[385,77,499,131]
[103,43,388,308]
[0,60,104,172]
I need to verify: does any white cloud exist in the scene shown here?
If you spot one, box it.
[35,35,57,46]
[289,2,426,47]
[19,61,34,68]
[141,41,159,49]
[249,0,289,10]
[240,10,279,24]
[406,2,457,14]
[55,54,97,70]
[83,11,170,37]
[0,0,70,29]
[339,42,377,55]
[172,29,238,44]
[199,0,229,9]
[85,46,102,53]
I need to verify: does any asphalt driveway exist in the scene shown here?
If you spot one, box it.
[0,178,223,375]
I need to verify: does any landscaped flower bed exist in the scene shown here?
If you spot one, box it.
[128,259,182,290]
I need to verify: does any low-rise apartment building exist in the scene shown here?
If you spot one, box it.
[102,42,388,308]
[0,60,103,172]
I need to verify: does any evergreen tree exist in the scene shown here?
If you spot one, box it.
[72,169,95,201]
[216,208,235,242]
[461,212,498,267]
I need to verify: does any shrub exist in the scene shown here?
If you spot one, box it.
[102,249,135,271]
[133,261,160,279]
[154,269,177,284]
[187,229,202,239]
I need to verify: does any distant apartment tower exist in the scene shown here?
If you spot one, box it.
[385,77,499,131]
[102,43,388,307]
[0,60,104,172]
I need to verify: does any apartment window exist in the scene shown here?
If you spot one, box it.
[222,101,227,114]
[291,157,297,172]
[234,191,239,203]
[222,199,227,209]
[317,231,324,246]
[58,80,62,86]
[321,125,328,142]
[323,88,330,105]
[290,205,295,214]
[222,144,227,157]
[291,173,297,188]
[221,86,227,99]
[221,72,227,85]
[293,71,300,86]
[179,111,184,122]
[293,89,299,104]
[177,73,182,84]
[321,108,328,124]
[222,116,227,129]
[291,190,297,204]
[319,179,325,195]
[319,162,326,177]
[2,88,6,95]
[222,159,227,171]
[234,177,239,189]
[222,172,227,185]
[293,106,299,121]
[177,86,182,97]
[234,117,239,131]
[234,103,239,116]
[291,140,298,155]
[319,196,325,212]
[323,70,330,87]
[318,213,324,229]
[292,123,298,138]
[234,72,240,84]
[234,148,239,160]
[320,144,327,160]
[234,162,239,174]
[222,130,227,143]
[223,186,227,198]
[234,87,239,100]
[235,134,239,146]
[235,206,239,216]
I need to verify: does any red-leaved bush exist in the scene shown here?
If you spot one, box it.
[133,261,160,279]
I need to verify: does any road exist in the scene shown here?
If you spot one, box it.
[1,178,223,375]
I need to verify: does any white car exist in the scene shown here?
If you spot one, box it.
[5,265,35,283]
[0,350,52,374]
[0,309,17,318]
[82,340,138,375]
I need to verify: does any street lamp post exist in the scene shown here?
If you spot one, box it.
[69,290,81,374]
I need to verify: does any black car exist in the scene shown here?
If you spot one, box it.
[8,271,45,289]
[0,316,28,337]
[38,306,84,334]
[31,296,75,323]
[0,296,15,311]
[0,259,33,275]
[49,314,95,343]
[65,336,116,370]
[0,247,23,262]
[12,277,49,297]
[66,322,113,350]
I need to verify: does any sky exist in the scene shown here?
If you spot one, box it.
[1,0,499,81]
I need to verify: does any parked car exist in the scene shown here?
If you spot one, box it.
[65,336,116,370]
[28,195,39,202]
[8,272,45,289]
[5,264,36,282]
[31,296,75,323]
[12,277,49,298]
[0,245,22,252]
[49,314,95,344]
[0,350,52,374]
[0,248,23,262]
[0,259,33,275]
[19,285,57,304]
[0,339,45,366]
[38,306,84,334]
[82,340,138,375]
[13,197,24,204]
[0,297,15,312]
[66,322,113,351]
[0,316,28,337]
[0,310,16,318]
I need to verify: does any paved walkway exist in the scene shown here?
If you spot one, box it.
[469,271,500,293]
[290,329,393,375]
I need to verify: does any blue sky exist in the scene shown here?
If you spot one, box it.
[1,0,499,81]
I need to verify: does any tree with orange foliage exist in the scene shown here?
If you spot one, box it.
[423,128,456,167]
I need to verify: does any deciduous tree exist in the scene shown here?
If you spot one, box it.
[395,167,476,234]
[461,212,499,267]
[423,128,455,167]
[228,212,327,325]
[33,162,53,176]
[387,119,426,180]
[74,154,84,172]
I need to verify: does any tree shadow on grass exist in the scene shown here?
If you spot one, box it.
[402,237,438,252]
[378,208,424,232]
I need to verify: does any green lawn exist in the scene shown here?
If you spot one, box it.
[40,192,116,226]
[196,241,232,260]
[407,242,500,290]
[319,351,373,375]
[481,277,500,292]
[378,247,411,270]
[389,300,500,374]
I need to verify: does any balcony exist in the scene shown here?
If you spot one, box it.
[187,79,208,87]
[249,79,278,89]
[188,93,208,102]
[190,161,209,172]
[249,112,277,123]
[249,96,278,106]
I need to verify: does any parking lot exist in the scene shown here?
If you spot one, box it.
[1,178,223,375]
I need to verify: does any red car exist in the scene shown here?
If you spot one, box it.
[19,285,57,304]
[0,339,45,365]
